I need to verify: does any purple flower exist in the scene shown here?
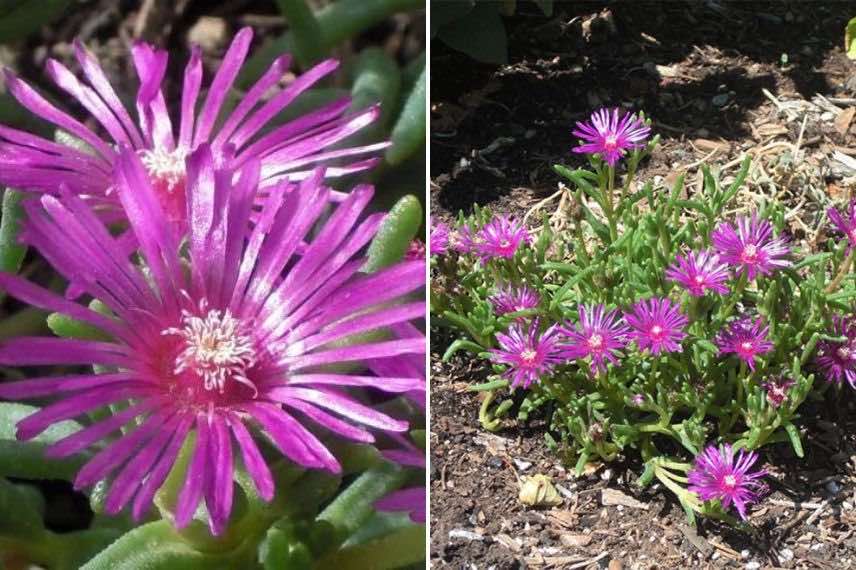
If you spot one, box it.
[815,316,856,388]
[624,297,688,355]
[0,28,385,226]
[827,201,856,251]
[665,249,730,297]
[489,284,540,316]
[489,320,564,389]
[571,108,651,166]
[561,304,629,375]
[762,376,795,408]
[0,147,425,535]
[711,215,790,281]
[716,317,774,371]
[406,239,426,261]
[430,218,451,256]
[688,443,767,520]
[375,435,425,523]
[472,216,529,261]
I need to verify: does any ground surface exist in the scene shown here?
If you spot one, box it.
[430,2,856,568]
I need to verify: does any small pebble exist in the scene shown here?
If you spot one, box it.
[825,480,841,495]
[780,548,794,562]
[745,562,761,570]
[712,94,729,107]
[740,549,750,559]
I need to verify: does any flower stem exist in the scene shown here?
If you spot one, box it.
[825,249,854,294]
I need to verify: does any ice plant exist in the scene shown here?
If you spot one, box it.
[0,146,425,535]
[571,107,651,166]
[665,249,731,297]
[0,27,386,225]
[430,218,451,256]
[827,200,856,251]
[489,284,540,316]
[762,376,795,408]
[688,444,767,520]
[488,320,564,389]
[623,297,688,355]
[711,215,790,281]
[815,315,856,388]
[472,216,529,261]
[716,316,774,371]
[561,304,629,375]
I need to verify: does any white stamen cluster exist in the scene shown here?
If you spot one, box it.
[139,147,188,193]
[163,308,257,393]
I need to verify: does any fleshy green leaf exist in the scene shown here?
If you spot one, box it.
[847,16,856,59]
[364,194,423,272]
[0,403,87,480]
[0,189,27,274]
[385,67,425,166]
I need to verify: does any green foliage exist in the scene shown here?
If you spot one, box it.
[0,0,70,43]
[432,133,853,522]
[0,189,27,274]
[847,16,856,59]
[365,194,423,272]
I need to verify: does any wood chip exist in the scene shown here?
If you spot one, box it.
[600,488,649,510]
[835,107,855,136]
[560,533,593,548]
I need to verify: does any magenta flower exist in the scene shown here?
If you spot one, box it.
[489,284,540,316]
[430,218,451,256]
[688,444,767,520]
[561,304,629,375]
[711,215,790,281]
[406,239,426,261]
[489,320,564,389]
[624,297,688,355]
[716,317,774,371]
[472,216,529,261]
[762,376,795,408]
[665,249,731,297]
[0,28,385,225]
[454,224,478,254]
[375,435,425,523]
[815,316,856,388]
[571,108,651,166]
[0,147,425,535]
[827,201,856,251]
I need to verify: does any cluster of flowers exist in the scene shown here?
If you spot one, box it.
[0,30,425,534]
[431,108,856,521]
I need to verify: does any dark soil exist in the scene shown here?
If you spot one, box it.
[430,1,856,568]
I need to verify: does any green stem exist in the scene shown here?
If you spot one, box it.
[715,272,747,328]
[603,166,618,242]
[825,249,854,294]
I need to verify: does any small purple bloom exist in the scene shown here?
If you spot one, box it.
[624,297,688,355]
[0,147,424,535]
[489,284,540,316]
[711,215,790,281]
[716,316,774,371]
[489,320,564,389]
[571,108,651,166]
[815,316,856,388]
[430,217,451,256]
[406,239,426,261]
[561,304,629,375]
[827,200,856,251]
[0,28,384,227]
[688,443,767,520]
[762,376,795,408]
[473,216,530,261]
[665,249,730,297]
